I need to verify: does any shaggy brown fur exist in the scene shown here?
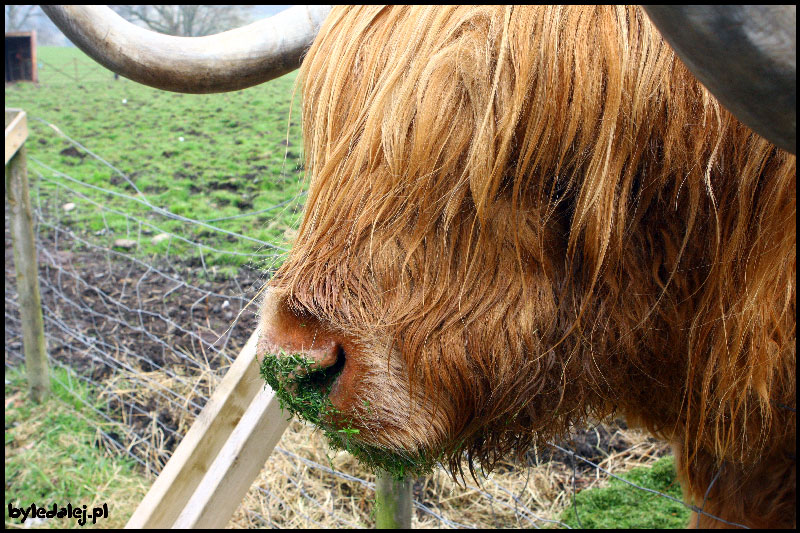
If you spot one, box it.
[258,5,795,528]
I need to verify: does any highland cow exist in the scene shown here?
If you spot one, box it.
[41,3,796,529]
[257,5,796,529]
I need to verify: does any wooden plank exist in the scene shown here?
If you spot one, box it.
[125,328,289,528]
[5,109,28,165]
[173,379,290,528]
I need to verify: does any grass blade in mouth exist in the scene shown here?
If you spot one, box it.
[259,351,344,426]
[259,350,444,479]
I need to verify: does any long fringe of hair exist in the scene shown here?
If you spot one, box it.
[272,5,795,489]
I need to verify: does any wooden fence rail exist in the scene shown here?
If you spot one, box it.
[126,328,291,528]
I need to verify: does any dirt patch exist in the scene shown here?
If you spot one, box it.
[5,210,266,465]
[59,146,86,160]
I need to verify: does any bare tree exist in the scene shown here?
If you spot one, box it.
[110,5,254,37]
[5,5,41,32]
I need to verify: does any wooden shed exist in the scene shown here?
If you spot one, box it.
[5,31,38,84]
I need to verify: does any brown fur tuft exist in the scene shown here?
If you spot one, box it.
[261,6,795,527]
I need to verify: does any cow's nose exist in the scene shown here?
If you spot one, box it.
[257,289,343,374]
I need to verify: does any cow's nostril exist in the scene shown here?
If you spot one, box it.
[259,342,348,429]
[331,345,347,378]
[306,345,346,392]
[259,290,354,419]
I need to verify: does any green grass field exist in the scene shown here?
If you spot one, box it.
[560,456,690,528]
[6,46,306,275]
[5,366,148,529]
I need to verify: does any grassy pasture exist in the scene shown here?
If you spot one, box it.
[6,46,306,275]
[5,366,147,529]
[559,456,689,528]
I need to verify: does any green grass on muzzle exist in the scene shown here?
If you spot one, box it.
[259,351,442,479]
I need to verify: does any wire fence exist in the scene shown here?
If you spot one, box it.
[37,55,128,86]
[6,58,746,529]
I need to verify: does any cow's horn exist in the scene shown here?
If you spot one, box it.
[40,5,332,94]
[642,5,796,154]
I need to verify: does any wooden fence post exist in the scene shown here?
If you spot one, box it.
[6,108,50,402]
[375,473,412,528]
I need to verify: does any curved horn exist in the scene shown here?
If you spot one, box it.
[642,5,796,154]
[41,5,332,94]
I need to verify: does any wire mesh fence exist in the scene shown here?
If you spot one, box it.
[6,53,747,529]
[37,55,128,86]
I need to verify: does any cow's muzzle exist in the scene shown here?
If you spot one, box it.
[257,289,348,404]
